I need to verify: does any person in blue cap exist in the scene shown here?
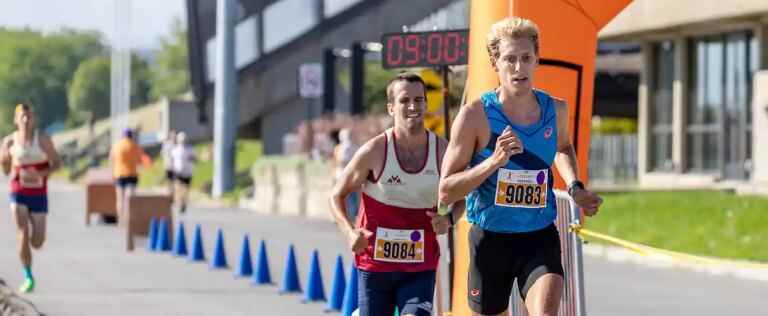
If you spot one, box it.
[109,127,151,223]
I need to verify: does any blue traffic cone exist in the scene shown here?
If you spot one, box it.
[155,218,172,251]
[189,224,206,262]
[211,229,228,269]
[147,217,158,251]
[279,244,301,294]
[303,250,326,302]
[172,221,188,257]
[236,234,253,277]
[341,264,358,316]
[252,239,272,285]
[325,255,346,312]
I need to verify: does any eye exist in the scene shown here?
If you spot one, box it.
[521,55,531,63]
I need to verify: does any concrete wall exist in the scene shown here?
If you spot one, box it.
[752,71,768,184]
[600,0,768,39]
[165,100,211,143]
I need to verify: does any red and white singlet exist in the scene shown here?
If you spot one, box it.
[355,128,441,272]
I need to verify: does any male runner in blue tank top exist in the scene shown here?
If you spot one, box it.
[438,17,603,316]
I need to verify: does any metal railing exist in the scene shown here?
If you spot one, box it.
[588,134,637,184]
[509,190,587,316]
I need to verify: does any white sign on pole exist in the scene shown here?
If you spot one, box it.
[298,63,323,98]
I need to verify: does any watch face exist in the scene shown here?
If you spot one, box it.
[381,30,469,69]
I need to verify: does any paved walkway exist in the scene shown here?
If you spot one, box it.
[0,183,766,315]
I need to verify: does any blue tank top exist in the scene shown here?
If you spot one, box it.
[465,89,558,233]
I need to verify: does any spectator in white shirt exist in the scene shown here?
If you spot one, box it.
[171,132,196,213]
[161,129,177,195]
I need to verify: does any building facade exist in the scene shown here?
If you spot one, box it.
[599,0,768,191]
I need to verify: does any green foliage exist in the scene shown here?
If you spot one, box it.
[591,116,637,135]
[586,190,768,262]
[150,18,190,100]
[68,57,110,121]
[66,54,152,126]
[0,28,105,134]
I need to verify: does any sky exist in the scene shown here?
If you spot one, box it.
[0,0,185,49]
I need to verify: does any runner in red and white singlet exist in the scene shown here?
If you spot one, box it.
[330,73,460,316]
[1,104,61,293]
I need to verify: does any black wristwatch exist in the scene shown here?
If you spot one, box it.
[568,180,585,197]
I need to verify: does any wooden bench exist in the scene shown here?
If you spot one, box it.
[85,169,117,225]
[125,193,173,251]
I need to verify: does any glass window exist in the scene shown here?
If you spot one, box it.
[324,0,361,18]
[650,41,675,171]
[205,14,260,82]
[687,37,723,172]
[687,31,755,175]
[264,0,320,53]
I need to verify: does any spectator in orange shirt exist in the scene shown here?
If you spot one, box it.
[109,128,151,221]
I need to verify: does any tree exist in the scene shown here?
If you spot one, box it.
[67,54,152,125]
[0,28,105,134]
[150,17,190,100]
[67,57,110,122]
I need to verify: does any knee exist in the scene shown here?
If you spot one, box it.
[534,301,560,316]
[31,236,45,249]
[16,226,29,239]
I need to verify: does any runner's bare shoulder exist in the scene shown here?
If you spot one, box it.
[355,133,387,164]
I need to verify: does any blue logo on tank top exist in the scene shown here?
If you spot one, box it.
[465,89,559,233]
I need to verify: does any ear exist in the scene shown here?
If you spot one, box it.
[387,102,395,117]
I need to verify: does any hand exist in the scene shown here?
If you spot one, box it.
[0,137,12,163]
[347,228,372,254]
[572,188,602,216]
[491,126,524,168]
[427,211,451,235]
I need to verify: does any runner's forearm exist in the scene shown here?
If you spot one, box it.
[554,144,579,184]
[329,193,355,238]
[439,158,499,205]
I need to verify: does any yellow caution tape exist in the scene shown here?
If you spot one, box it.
[569,224,768,270]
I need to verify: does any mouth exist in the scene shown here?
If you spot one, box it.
[511,77,528,84]
[406,112,422,119]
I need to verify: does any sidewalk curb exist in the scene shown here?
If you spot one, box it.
[583,243,768,282]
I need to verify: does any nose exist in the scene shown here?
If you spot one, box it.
[513,60,522,72]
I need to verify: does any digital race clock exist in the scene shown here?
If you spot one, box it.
[380,30,469,69]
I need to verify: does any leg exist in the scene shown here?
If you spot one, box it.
[11,204,32,268]
[12,203,36,292]
[166,170,175,196]
[358,270,397,316]
[29,212,47,249]
[467,226,515,316]
[519,225,565,316]
[124,184,137,251]
[174,180,184,212]
[115,185,125,221]
[523,274,563,316]
[396,271,436,316]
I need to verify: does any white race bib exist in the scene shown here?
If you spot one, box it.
[19,168,43,189]
[494,168,548,208]
[373,227,424,263]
